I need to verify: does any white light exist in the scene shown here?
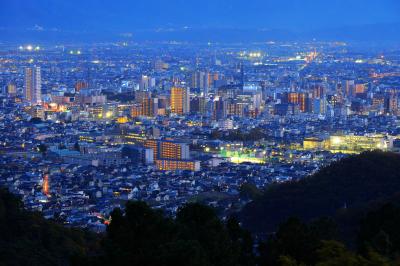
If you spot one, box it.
[331,136,342,145]
[26,45,33,51]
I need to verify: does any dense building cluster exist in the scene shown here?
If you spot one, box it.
[0,41,400,230]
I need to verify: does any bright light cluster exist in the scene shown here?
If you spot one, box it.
[19,45,41,51]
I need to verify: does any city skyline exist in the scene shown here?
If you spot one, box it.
[1,1,400,265]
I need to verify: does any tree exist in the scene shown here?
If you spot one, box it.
[0,189,91,265]
[240,151,400,235]
[240,183,263,200]
[92,202,254,266]
[358,204,400,258]
[258,217,338,266]
[316,240,366,266]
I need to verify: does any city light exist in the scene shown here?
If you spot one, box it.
[0,2,399,246]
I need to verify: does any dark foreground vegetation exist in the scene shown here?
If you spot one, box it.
[240,151,400,233]
[2,151,400,265]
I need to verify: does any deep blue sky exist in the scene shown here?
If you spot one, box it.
[1,0,399,32]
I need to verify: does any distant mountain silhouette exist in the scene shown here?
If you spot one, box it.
[1,23,399,44]
[308,23,400,42]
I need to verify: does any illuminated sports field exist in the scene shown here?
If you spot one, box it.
[220,150,266,164]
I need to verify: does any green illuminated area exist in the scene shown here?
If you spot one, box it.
[220,150,265,164]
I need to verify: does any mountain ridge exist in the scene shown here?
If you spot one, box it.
[1,23,399,44]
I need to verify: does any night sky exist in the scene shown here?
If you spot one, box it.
[1,0,399,32]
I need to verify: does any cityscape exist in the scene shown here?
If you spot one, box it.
[1,0,400,265]
[2,39,400,230]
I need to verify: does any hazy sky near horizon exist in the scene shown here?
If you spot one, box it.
[1,0,399,32]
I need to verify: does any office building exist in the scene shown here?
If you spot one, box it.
[24,67,41,104]
[170,87,190,115]
[155,159,200,171]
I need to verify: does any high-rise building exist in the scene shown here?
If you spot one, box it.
[191,71,209,96]
[141,97,158,117]
[6,83,17,96]
[213,97,227,120]
[286,92,310,112]
[313,98,327,114]
[24,67,41,104]
[312,84,325,99]
[135,91,151,103]
[335,82,344,103]
[170,87,190,115]
[139,75,155,91]
[355,83,366,94]
[144,139,159,159]
[75,80,89,92]
[226,99,245,117]
[155,159,200,171]
[190,96,206,114]
[144,139,190,161]
[385,92,398,115]
[29,105,45,119]
[344,80,355,97]
[239,62,245,86]
[160,141,190,160]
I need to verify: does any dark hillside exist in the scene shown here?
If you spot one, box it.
[240,151,400,234]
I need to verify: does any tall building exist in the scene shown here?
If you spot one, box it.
[144,139,190,161]
[312,84,325,99]
[313,98,327,114]
[6,83,17,96]
[160,141,190,160]
[24,67,41,104]
[239,62,245,86]
[344,80,355,97]
[75,80,88,92]
[286,92,310,112]
[385,92,398,115]
[139,75,155,91]
[191,71,209,96]
[170,87,190,115]
[135,91,151,103]
[213,97,227,120]
[335,82,344,103]
[29,105,45,120]
[155,159,200,171]
[190,96,206,114]
[354,83,366,94]
[141,97,159,117]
